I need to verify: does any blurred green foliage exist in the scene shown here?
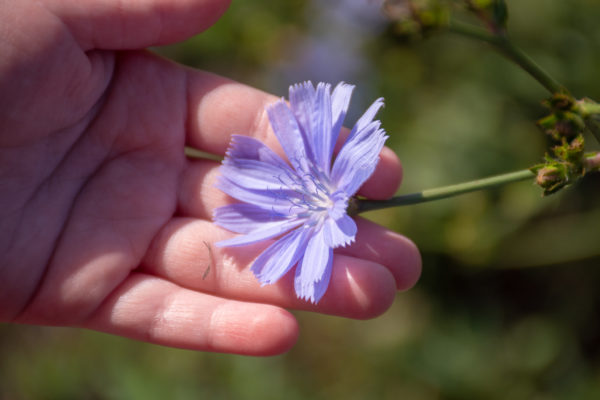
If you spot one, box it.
[2,0,600,399]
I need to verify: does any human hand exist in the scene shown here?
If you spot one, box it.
[0,0,421,355]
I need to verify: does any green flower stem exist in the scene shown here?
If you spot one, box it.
[356,169,534,214]
[576,101,600,144]
[584,121,600,144]
[185,147,223,161]
[447,20,563,94]
[585,152,600,171]
[578,101,600,116]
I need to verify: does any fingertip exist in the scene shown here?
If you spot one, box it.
[358,146,403,200]
[348,262,397,320]
[396,237,422,291]
[206,302,299,356]
[266,308,300,355]
[343,218,422,292]
[319,257,397,320]
[242,305,300,356]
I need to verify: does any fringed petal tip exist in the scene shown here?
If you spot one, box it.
[290,81,316,96]
[265,97,287,112]
[296,292,319,305]
[294,280,322,304]
[294,268,332,305]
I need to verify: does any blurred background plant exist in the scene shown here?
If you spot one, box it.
[2,0,599,399]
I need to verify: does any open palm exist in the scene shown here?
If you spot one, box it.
[0,0,421,355]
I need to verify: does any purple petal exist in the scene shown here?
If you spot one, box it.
[327,190,349,220]
[346,97,384,142]
[309,83,333,173]
[213,203,288,234]
[331,121,387,195]
[322,215,357,248]
[330,82,354,159]
[266,101,309,172]
[215,217,305,247]
[310,259,333,304]
[215,177,298,214]
[225,135,291,171]
[251,227,312,284]
[220,159,295,191]
[295,232,334,303]
[289,81,316,150]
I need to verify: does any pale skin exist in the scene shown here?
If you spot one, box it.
[0,0,422,355]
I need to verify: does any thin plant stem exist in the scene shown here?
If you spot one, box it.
[356,169,534,214]
[578,101,600,116]
[185,147,223,161]
[447,20,564,94]
[576,101,600,143]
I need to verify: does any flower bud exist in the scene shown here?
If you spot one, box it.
[584,152,600,172]
[534,164,568,195]
[384,0,449,38]
[545,92,574,111]
[574,98,600,118]
[552,134,584,163]
[537,111,585,142]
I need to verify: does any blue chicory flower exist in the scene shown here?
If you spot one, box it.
[213,82,388,303]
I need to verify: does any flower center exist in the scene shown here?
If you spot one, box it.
[277,167,347,218]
